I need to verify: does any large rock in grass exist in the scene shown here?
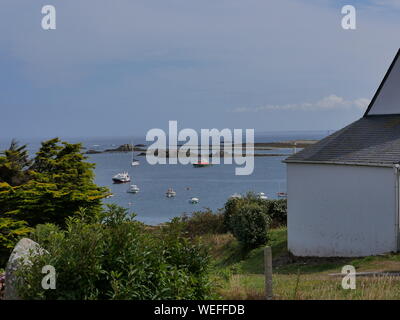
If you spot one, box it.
[4,238,45,300]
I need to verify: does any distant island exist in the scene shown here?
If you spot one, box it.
[85,144,146,154]
[85,140,318,157]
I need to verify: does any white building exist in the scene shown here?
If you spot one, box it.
[284,50,400,257]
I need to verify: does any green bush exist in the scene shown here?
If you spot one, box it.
[15,205,214,300]
[223,192,287,248]
[224,192,287,230]
[179,209,227,237]
[227,202,270,248]
[268,199,287,228]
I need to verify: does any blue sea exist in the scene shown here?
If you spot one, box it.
[0,131,328,225]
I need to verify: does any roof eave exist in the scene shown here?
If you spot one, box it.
[283,159,396,168]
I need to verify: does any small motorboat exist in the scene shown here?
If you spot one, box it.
[257,192,268,200]
[189,197,199,204]
[277,192,287,198]
[127,184,140,193]
[230,193,242,199]
[166,188,176,198]
[112,172,131,184]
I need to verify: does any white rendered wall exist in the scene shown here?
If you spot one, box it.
[287,163,397,257]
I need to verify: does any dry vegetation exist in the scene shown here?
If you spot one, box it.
[219,273,400,300]
[202,228,400,300]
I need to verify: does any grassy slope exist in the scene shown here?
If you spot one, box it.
[202,228,400,300]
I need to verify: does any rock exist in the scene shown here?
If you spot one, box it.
[84,144,147,154]
[104,144,133,152]
[0,273,5,300]
[85,149,102,154]
[4,238,46,300]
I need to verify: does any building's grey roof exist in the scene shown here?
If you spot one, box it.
[364,49,400,116]
[284,115,400,166]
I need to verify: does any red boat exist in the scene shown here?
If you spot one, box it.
[193,160,212,168]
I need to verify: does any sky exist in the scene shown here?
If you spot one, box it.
[1,0,400,139]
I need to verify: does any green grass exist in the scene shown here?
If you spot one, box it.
[219,273,400,300]
[202,227,288,272]
[203,228,400,300]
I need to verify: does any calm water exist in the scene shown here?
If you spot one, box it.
[0,131,328,225]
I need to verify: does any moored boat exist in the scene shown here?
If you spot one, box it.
[127,184,140,193]
[189,197,199,204]
[257,192,268,200]
[166,188,176,198]
[112,172,131,184]
[193,160,212,167]
[131,160,140,166]
[131,141,140,166]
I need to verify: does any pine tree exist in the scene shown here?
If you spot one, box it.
[0,138,109,264]
[0,139,32,186]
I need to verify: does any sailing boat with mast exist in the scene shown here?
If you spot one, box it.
[131,141,140,166]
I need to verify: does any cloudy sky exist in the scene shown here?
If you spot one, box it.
[1,0,400,139]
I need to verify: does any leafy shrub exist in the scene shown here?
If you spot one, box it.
[224,192,287,230]
[179,209,227,237]
[227,202,270,248]
[15,205,214,300]
[223,192,287,248]
[268,199,287,228]
[224,192,261,230]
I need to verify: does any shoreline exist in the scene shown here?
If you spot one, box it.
[85,139,318,156]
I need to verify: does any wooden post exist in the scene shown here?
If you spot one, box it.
[264,246,273,300]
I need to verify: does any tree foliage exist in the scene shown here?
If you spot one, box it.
[0,139,31,186]
[0,207,32,266]
[0,138,108,264]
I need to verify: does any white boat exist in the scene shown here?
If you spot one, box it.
[166,188,176,198]
[189,197,199,204]
[257,192,268,200]
[112,172,131,184]
[131,160,140,166]
[230,193,242,199]
[131,141,140,166]
[127,184,140,193]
